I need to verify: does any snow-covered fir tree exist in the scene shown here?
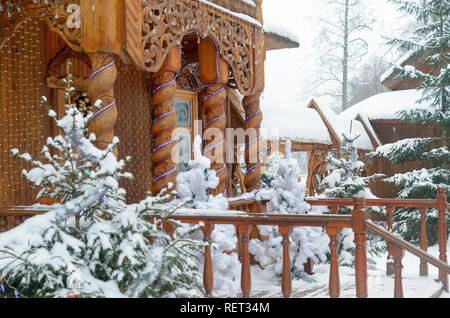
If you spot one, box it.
[0,65,204,298]
[321,133,385,266]
[369,0,449,244]
[261,151,283,189]
[250,140,329,279]
[176,135,240,296]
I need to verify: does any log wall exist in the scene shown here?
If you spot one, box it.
[364,121,442,198]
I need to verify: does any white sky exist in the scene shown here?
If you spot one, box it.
[261,0,412,112]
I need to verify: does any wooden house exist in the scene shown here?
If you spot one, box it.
[0,0,300,208]
[340,49,444,198]
[257,98,379,196]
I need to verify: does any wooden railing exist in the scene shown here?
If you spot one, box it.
[0,188,448,298]
[0,206,46,232]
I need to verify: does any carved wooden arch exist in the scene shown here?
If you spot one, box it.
[141,0,261,96]
[0,0,82,52]
[46,46,91,91]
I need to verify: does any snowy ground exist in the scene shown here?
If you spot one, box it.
[216,241,449,298]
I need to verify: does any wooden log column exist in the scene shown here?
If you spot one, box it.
[150,46,181,196]
[243,93,263,192]
[199,37,228,195]
[87,53,118,156]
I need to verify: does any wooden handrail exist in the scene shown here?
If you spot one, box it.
[229,197,440,209]
[170,212,353,228]
[365,220,450,274]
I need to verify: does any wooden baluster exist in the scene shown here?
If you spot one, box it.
[327,226,340,298]
[352,197,368,298]
[238,225,252,298]
[150,45,181,196]
[390,244,404,298]
[279,226,292,298]
[386,206,395,276]
[202,222,215,297]
[6,216,14,230]
[419,207,428,276]
[330,206,338,215]
[303,258,314,275]
[437,187,448,292]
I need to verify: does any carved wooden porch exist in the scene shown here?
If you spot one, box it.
[0,0,269,208]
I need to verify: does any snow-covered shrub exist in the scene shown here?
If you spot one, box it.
[176,135,240,296]
[321,146,385,267]
[250,140,329,279]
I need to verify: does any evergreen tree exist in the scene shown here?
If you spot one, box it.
[369,0,449,244]
[321,134,385,266]
[250,140,329,279]
[176,135,241,296]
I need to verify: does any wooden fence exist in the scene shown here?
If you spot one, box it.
[0,188,448,298]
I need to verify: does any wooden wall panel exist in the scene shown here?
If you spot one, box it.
[0,20,50,208]
[114,59,153,204]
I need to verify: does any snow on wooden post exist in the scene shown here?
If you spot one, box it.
[352,197,368,298]
[202,222,215,297]
[437,187,448,292]
[279,225,292,298]
[237,224,252,298]
[326,226,340,298]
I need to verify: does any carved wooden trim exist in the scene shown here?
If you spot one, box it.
[141,0,261,96]
[46,46,90,91]
[176,66,202,93]
[0,0,81,52]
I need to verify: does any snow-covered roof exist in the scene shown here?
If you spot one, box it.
[261,106,332,145]
[340,89,430,121]
[263,17,299,44]
[199,0,262,27]
[310,101,375,151]
[380,51,415,84]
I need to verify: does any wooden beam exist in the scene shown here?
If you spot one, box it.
[81,0,123,54]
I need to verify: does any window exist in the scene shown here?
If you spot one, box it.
[173,90,198,173]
